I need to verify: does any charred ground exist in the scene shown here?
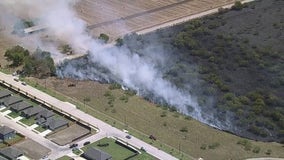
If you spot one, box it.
[123,0,284,142]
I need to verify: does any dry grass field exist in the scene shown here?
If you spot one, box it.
[28,77,284,160]
[75,0,237,40]
[46,124,91,146]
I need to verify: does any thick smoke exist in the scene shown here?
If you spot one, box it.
[0,0,231,129]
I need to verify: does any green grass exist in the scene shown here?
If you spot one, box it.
[82,138,137,160]
[4,134,24,145]
[34,126,46,133]
[56,156,73,160]
[129,151,156,160]
[19,117,35,126]
[0,143,7,149]
[0,108,9,112]
[23,78,284,160]
[8,111,20,118]
[72,148,82,155]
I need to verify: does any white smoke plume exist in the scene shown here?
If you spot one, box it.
[0,0,230,129]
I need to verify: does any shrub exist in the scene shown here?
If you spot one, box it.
[4,45,30,67]
[180,127,188,132]
[200,144,207,150]
[237,139,252,151]
[160,111,167,117]
[115,38,124,46]
[109,83,121,90]
[119,95,128,103]
[232,1,244,11]
[97,143,109,147]
[104,91,111,97]
[98,33,109,43]
[248,125,268,137]
[208,142,220,149]
[266,149,272,155]
[252,146,260,153]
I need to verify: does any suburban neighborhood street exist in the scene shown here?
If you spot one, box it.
[0,71,179,160]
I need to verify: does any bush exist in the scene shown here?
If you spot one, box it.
[266,149,272,155]
[99,33,109,43]
[109,83,121,90]
[115,38,124,46]
[248,125,268,137]
[237,139,252,151]
[4,45,30,67]
[208,142,220,149]
[252,146,260,153]
[22,48,56,78]
[160,111,167,117]
[97,143,109,147]
[232,1,244,11]
[180,127,188,132]
[124,90,136,96]
[200,144,207,150]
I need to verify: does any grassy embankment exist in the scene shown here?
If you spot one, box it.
[25,77,284,160]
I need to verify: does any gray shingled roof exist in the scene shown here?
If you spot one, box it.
[0,147,23,160]
[0,90,12,99]
[0,96,22,107]
[21,106,44,117]
[36,109,54,119]
[0,156,8,160]
[0,126,15,135]
[45,117,68,131]
[10,101,32,112]
[83,147,112,160]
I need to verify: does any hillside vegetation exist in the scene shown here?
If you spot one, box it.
[123,0,284,142]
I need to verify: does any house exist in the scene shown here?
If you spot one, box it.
[21,106,44,118]
[9,101,32,113]
[42,117,68,131]
[0,90,12,99]
[36,117,47,125]
[0,147,24,160]
[82,147,112,160]
[0,96,22,107]
[0,156,8,160]
[0,126,16,142]
[36,109,54,120]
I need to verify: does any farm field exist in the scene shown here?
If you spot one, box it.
[75,0,238,40]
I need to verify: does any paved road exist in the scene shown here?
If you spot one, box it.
[0,72,179,160]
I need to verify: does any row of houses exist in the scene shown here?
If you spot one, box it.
[0,90,68,131]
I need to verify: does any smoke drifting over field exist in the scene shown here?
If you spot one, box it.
[0,0,231,129]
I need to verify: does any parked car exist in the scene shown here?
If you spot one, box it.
[13,78,19,82]
[126,135,131,139]
[69,143,78,148]
[83,141,90,146]
[21,82,26,86]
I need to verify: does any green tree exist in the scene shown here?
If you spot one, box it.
[4,45,29,67]
[115,38,124,46]
[23,48,56,78]
[99,33,109,43]
[232,1,244,11]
